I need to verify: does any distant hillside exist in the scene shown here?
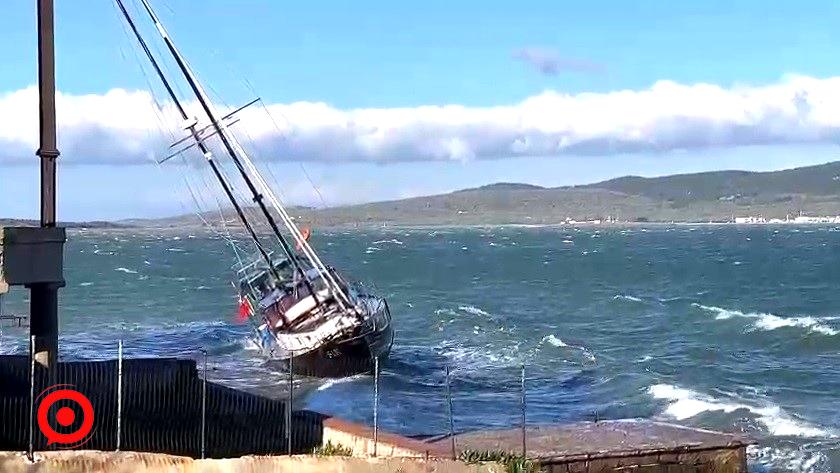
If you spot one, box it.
[580,161,840,204]
[8,161,840,228]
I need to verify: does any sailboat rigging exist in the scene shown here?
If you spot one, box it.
[115,0,394,377]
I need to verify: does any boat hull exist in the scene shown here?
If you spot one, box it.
[255,295,394,378]
[282,319,393,377]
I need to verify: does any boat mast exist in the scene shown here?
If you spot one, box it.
[126,0,322,302]
[136,0,354,309]
[114,0,281,284]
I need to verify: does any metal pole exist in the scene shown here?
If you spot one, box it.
[31,0,61,370]
[287,355,293,456]
[445,365,456,460]
[28,335,35,461]
[201,350,207,459]
[36,0,59,227]
[373,356,379,457]
[116,340,123,451]
[520,364,526,458]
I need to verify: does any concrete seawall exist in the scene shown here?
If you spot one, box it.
[0,451,501,473]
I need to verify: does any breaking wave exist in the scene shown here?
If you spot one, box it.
[372,239,404,245]
[316,374,366,392]
[648,384,835,438]
[748,445,831,473]
[692,304,838,336]
[541,334,568,347]
[613,294,643,303]
[540,335,596,363]
[114,267,138,274]
[458,305,491,317]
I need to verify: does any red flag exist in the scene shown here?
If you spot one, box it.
[295,226,312,252]
[236,295,252,322]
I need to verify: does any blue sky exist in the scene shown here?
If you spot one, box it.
[3,0,840,219]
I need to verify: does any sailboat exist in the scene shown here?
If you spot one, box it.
[115,0,394,378]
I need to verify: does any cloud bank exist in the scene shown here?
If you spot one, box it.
[2,75,840,166]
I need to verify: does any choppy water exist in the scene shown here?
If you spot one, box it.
[1,225,838,471]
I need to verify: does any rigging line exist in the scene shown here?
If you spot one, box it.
[212,49,329,214]
[135,0,336,309]
[206,55,296,206]
[202,165,250,267]
[111,0,173,138]
[115,0,281,283]
[140,4,346,313]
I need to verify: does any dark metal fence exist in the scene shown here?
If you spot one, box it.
[0,336,325,459]
[0,336,536,460]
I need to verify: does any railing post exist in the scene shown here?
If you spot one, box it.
[445,365,456,460]
[520,364,526,458]
[373,356,379,457]
[287,354,293,456]
[28,335,35,461]
[116,340,123,451]
[201,350,207,459]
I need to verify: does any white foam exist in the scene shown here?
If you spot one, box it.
[748,445,830,473]
[540,335,596,362]
[372,239,404,245]
[114,267,138,274]
[79,282,94,287]
[692,304,838,336]
[459,305,491,317]
[541,334,568,347]
[316,374,367,392]
[648,384,835,438]
[613,294,643,302]
[365,246,382,254]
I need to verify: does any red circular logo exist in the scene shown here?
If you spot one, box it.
[36,384,95,448]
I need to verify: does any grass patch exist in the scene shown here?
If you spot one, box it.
[312,440,353,456]
[458,449,538,473]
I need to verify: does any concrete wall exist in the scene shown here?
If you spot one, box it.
[543,446,748,473]
[0,451,502,473]
[321,417,447,458]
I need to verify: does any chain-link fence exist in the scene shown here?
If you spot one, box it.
[0,336,540,460]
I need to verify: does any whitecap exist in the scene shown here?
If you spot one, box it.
[748,445,830,473]
[459,305,490,317]
[540,335,596,363]
[79,282,94,287]
[613,294,643,303]
[114,267,138,274]
[648,383,835,438]
[692,304,838,336]
[372,239,404,245]
[365,246,382,254]
[541,334,568,347]
[316,375,366,392]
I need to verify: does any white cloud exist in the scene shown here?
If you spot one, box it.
[2,75,840,165]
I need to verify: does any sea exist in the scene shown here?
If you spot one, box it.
[0,224,837,472]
